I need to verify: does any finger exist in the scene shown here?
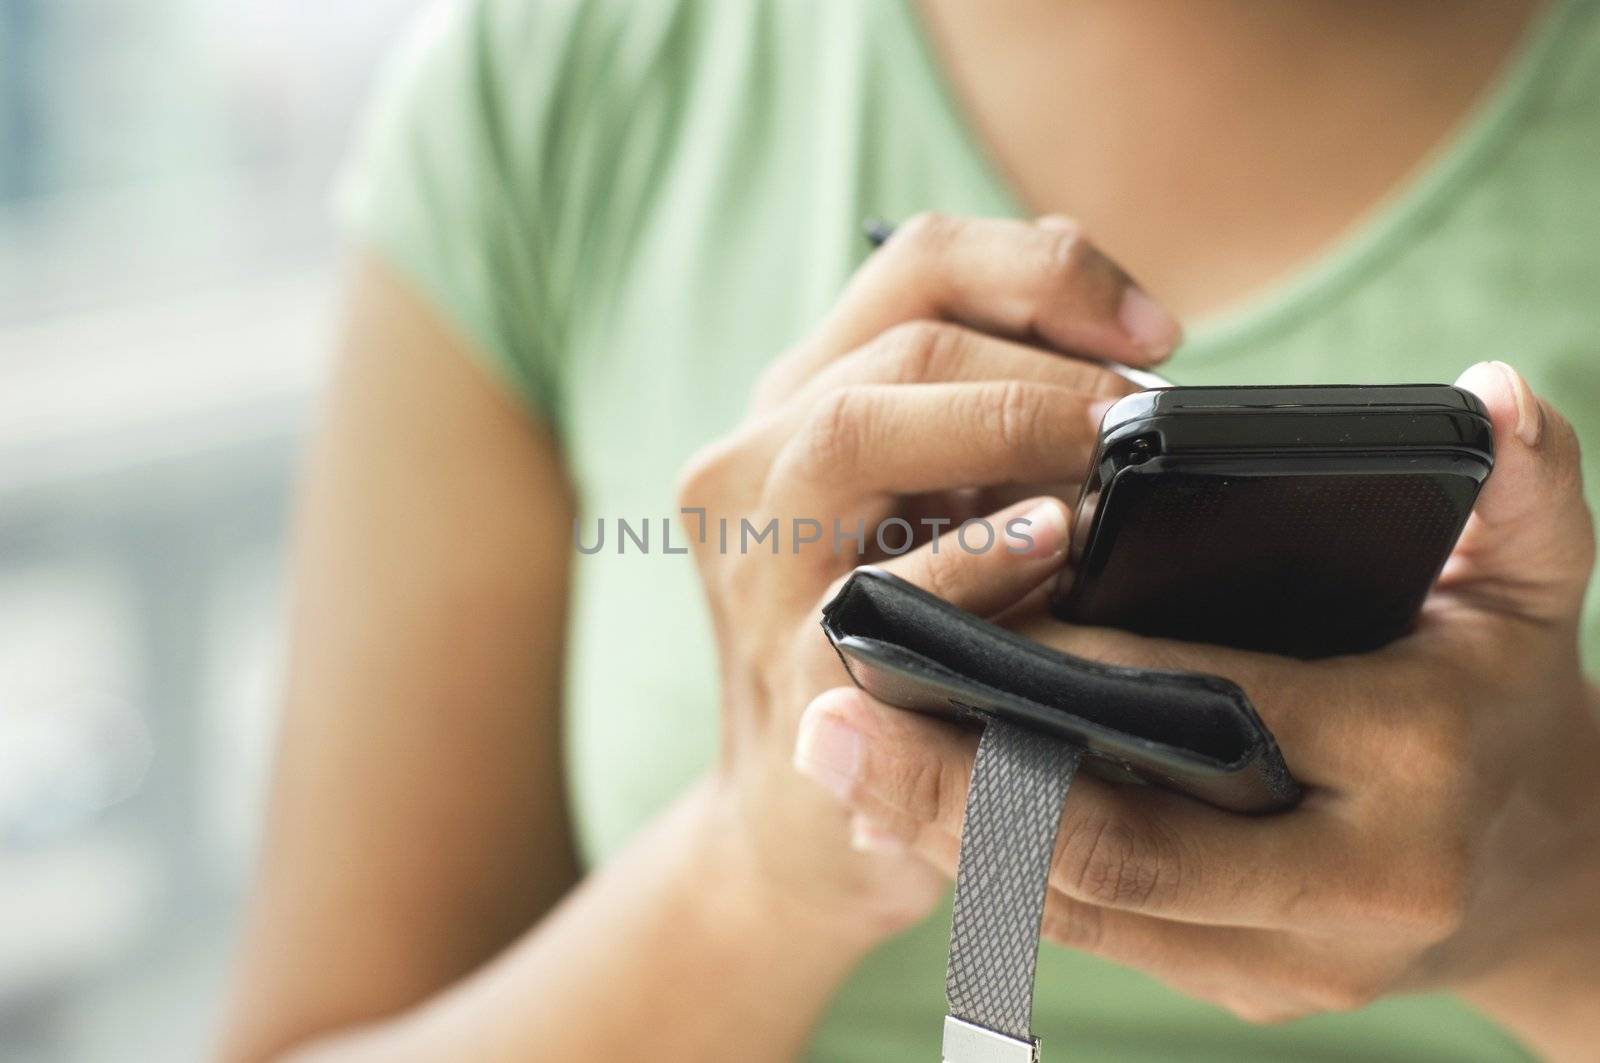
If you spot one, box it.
[797,688,1373,933]
[707,325,1130,504]
[764,380,1097,521]
[1443,361,1594,622]
[868,815,1371,1025]
[837,214,1181,364]
[1037,899,1381,1024]
[871,495,1073,617]
[893,486,1088,560]
[1001,617,1381,784]
[844,807,1357,1023]
[761,214,1181,400]
[877,804,1286,980]
[794,320,1140,406]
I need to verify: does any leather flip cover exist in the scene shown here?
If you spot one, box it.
[820,568,1300,814]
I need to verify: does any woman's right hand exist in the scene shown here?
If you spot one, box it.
[674,213,1182,948]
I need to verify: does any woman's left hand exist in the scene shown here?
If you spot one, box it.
[795,361,1600,1060]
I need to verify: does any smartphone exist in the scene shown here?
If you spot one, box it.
[1051,384,1494,658]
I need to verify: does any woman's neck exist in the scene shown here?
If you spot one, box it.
[916,0,1546,320]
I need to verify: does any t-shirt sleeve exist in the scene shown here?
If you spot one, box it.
[334,0,574,423]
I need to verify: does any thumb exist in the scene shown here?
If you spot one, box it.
[1443,361,1595,622]
[873,495,1071,618]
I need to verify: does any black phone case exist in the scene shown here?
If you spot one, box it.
[1054,385,1493,657]
[821,568,1300,814]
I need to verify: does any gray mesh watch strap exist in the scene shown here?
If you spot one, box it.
[943,718,1083,1063]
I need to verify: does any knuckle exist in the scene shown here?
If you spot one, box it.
[796,388,867,474]
[1037,213,1084,240]
[993,380,1045,456]
[675,438,737,511]
[750,364,785,412]
[1421,714,1473,794]
[1373,662,1472,786]
[1029,221,1116,338]
[1305,973,1381,1015]
[1055,812,1178,911]
[1033,221,1105,309]
[895,211,958,256]
[1040,898,1105,952]
[1545,402,1585,481]
[1222,992,1324,1024]
[876,319,959,384]
[750,343,809,413]
[1386,854,1471,941]
[1220,994,1307,1026]
[918,534,966,602]
[1042,223,1092,283]
[1271,870,1321,928]
[898,746,967,828]
[1570,508,1596,582]
[1088,369,1139,400]
[721,546,764,597]
[1410,717,1471,794]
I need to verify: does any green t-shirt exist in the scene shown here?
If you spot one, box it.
[339,1,1600,1058]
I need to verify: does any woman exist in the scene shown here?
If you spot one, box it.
[220,1,1600,1059]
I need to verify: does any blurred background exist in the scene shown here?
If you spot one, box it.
[0,2,427,1059]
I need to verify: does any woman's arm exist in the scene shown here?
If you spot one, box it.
[217,254,579,1058]
[218,258,868,1062]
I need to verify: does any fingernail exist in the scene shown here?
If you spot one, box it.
[849,813,909,856]
[1491,360,1543,447]
[1457,360,1543,449]
[1086,398,1117,432]
[1012,498,1069,559]
[794,696,862,802]
[1117,287,1182,359]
